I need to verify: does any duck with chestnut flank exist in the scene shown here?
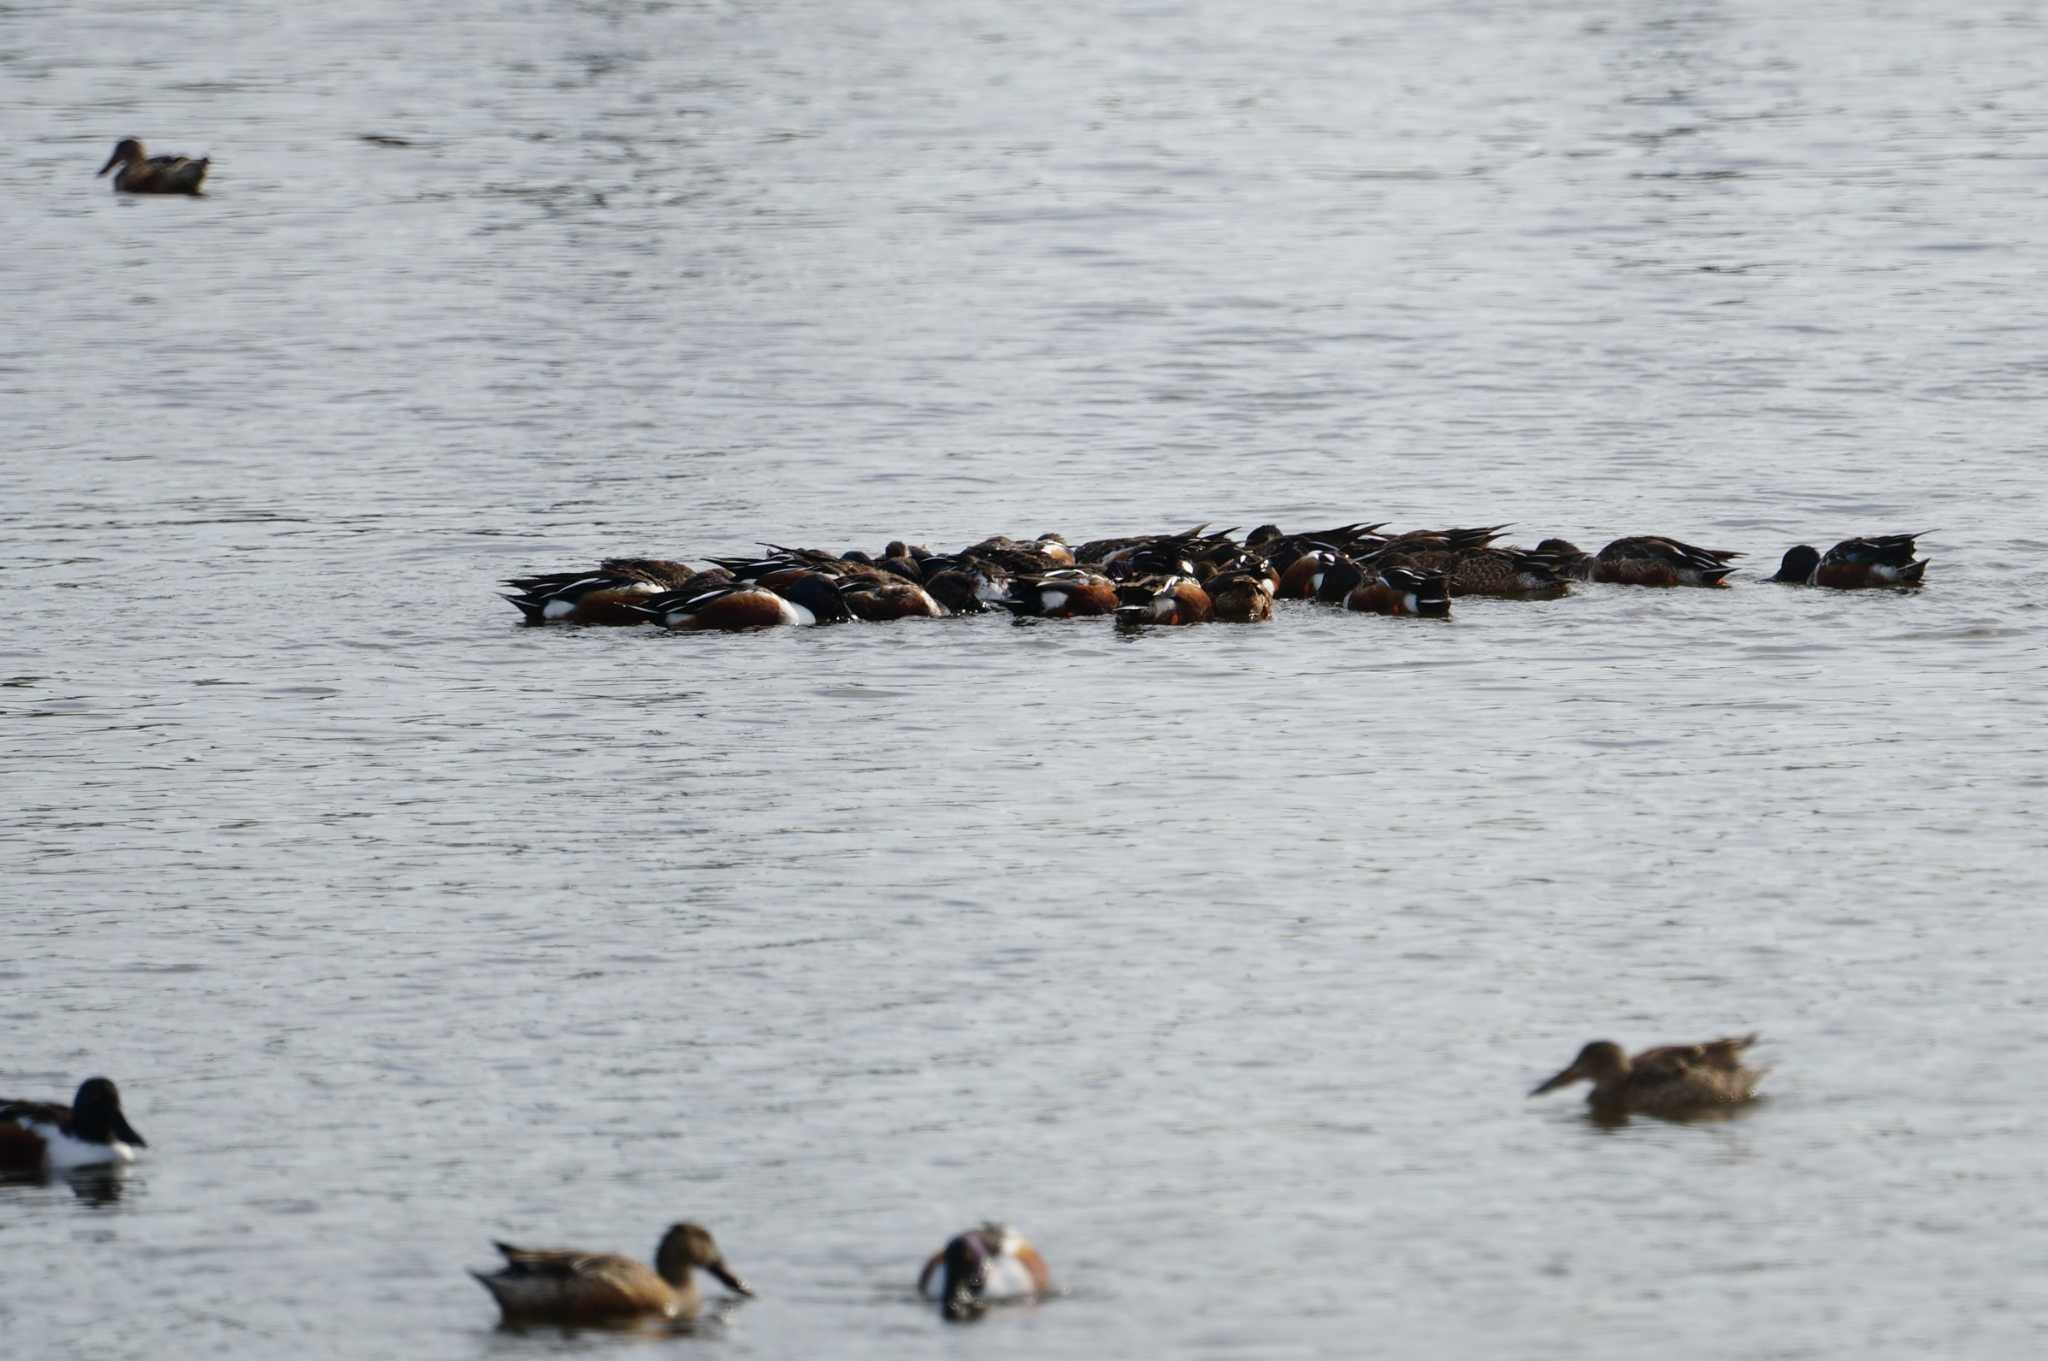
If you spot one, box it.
[471,1221,751,1327]
[1115,574,1212,625]
[502,559,709,625]
[1346,565,1450,618]
[917,1224,1052,1322]
[996,568,1121,618]
[1,1077,147,1172]
[631,573,850,630]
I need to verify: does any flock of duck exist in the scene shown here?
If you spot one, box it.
[501,523,1931,632]
[10,1037,1766,1328]
[87,132,1874,1333]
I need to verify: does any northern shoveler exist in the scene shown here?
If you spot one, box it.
[471,1222,751,1327]
[996,568,1120,618]
[1115,574,1212,625]
[0,1077,147,1171]
[1275,549,1342,600]
[1540,536,1740,587]
[502,561,712,626]
[921,556,1011,614]
[97,138,209,195]
[838,577,948,620]
[632,574,850,630]
[1207,568,1276,622]
[1437,548,1569,600]
[917,1224,1052,1322]
[1346,565,1450,617]
[1530,1034,1766,1119]
[1771,533,1930,589]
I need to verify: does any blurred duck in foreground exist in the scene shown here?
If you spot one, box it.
[98,138,210,194]
[471,1222,751,1327]
[918,1224,1052,1321]
[1771,532,1930,589]
[0,1077,146,1171]
[1531,1034,1766,1120]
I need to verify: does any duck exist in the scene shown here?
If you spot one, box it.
[1539,536,1740,587]
[1115,574,1212,625]
[1771,533,1929,589]
[1275,549,1344,600]
[1530,1034,1765,1119]
[502,560,711,626]
[996,568,1121,619]
[1207,568,1276,622]
[917,1224,1052,1322]
[1436,547,1569,600]
[838,576,949,621]
[1345,565,1450,618]
[631,574,850,630]
[471,1221,751,1327]
[97,138,209,195]
[0,1077,147,1171]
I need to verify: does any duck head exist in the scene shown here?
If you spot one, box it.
[1772,545,1820,583]
[653,1222,752,1296]
[73,1076,146,1147]
[1530,1040,1629,1096]
[98,139,145,176]
[937,1231,990,1322]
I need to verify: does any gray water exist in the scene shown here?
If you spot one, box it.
[6,0,2048,1356]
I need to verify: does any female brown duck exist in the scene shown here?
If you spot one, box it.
[1531,1034,1766,1118]
[471,1221,751,1326]
[98,138,210,195]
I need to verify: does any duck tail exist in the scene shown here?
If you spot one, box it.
[501,593,547,623]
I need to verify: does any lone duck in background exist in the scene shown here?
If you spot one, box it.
[1771,533,1930,589]
[471,1221,752,1327]
[97,138,210,195]
[1530,1034,1766,1120]
[0,1077,147,1171]
[917,1223,1052,1321]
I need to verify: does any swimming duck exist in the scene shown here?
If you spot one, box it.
[1115,574,1212,625]
[0,1077,147,1171]
[1771,533,1929,589]
[838,576,949,620]
[996,568,1121,618]
[1539,536,1740,587]
[917,1224,1051,1322]
[502,560,711,626]
[1434,547,1569,600]
[1530,1034,1765,1119]
[631,574,850,630]
[1345,565,1450,617]
[471,1221,751,1327]
[1207,568,1276,622]
[97,138,209,194]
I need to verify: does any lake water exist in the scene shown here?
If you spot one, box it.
[5,0,2047,1357]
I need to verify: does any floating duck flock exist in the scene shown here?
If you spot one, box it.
[501,524,1931,632]
[66,139,1911,1335]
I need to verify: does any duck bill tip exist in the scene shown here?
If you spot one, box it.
[709,1262,752,1297]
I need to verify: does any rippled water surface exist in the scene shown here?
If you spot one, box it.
[6,0,2048,1357]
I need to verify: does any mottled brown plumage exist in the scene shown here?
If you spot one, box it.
[471,1222,751,1327]
[1531,1034,1766,1119]
[98,138,209,194]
